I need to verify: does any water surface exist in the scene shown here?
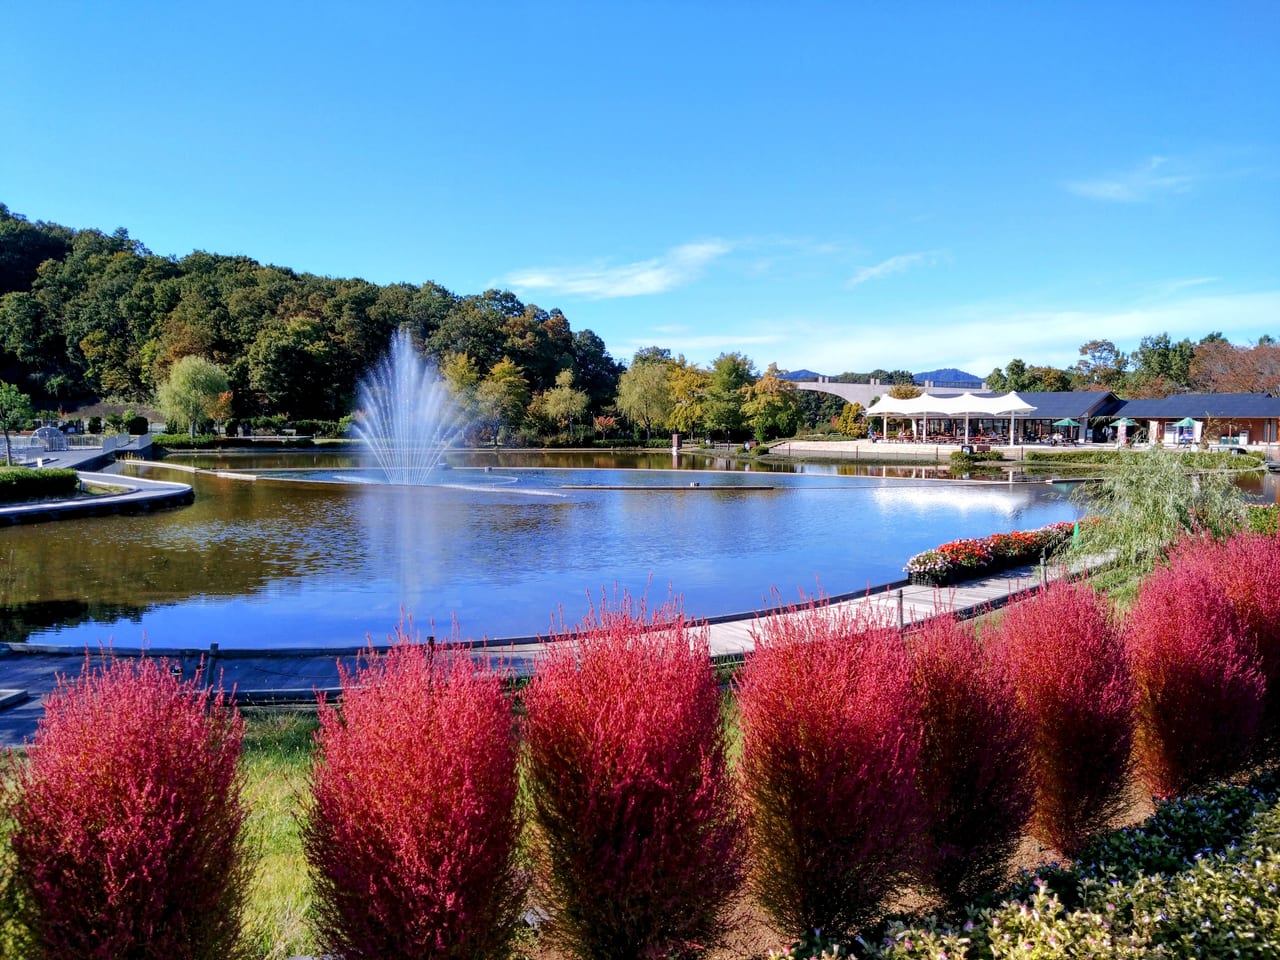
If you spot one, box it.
[5,451,1081,649]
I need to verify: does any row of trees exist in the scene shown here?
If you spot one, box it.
[986,333,1280,397]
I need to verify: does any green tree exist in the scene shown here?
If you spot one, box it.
[475,357,531,443]
[741,363,803,441]
[704,352,757,440]
[247,314,340,419]
[668,358,709,437]
[1129,333,1195,396]
[985,359,1035,392]
[1074,339,1129,390]
[539,369,589,438]
[0,380,34,464]
[156,355,230,437]
[835,401,867,438]
[0,203,73,296]
[616,358,674,441]
[571,329,624,412]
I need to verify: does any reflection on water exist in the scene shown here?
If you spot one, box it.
[4,451,1083,649]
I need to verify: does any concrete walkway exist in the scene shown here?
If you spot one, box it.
[0,559,1072,748]
[0,470,194,524]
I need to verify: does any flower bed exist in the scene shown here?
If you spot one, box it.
[904,521,1074,585]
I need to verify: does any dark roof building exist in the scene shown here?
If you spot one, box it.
[996,391,1123,421]
[1113,393,1280,419]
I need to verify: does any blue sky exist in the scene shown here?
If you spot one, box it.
[3,1,1277,377]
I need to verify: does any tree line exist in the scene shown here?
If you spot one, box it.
[985,333,1280,397]
[0,203,903,444]
[0,204,623,441]
[4,203,1276,445]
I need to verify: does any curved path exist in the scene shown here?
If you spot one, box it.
[0,557,1085,748]
[0,470,194,525]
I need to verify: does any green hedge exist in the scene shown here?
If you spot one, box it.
[1247,504,1280,535]
[155,434,316,450]
[1025,449,1264,468]
[0,466,79,502]
[859,770,1280,958]
[949,450,1004,468]
[153,434,220,449]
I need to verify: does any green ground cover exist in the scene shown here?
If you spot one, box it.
[0,467,78,503]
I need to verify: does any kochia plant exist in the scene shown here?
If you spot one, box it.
[995,579,1134,856]
[4,656,250,960]
[302,637,523,960]
[908,612,1033,905]
[1167,532,1280,742]
[1125,560,1265,798]
[521,598,744,960]
[736,601,923,942]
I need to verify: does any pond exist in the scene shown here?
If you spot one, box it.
[5,450,1083,649]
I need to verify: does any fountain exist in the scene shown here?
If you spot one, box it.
[353,329,467,485]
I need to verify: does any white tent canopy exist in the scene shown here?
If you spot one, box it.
[864,392,1038,443]
[864,391,1036,417]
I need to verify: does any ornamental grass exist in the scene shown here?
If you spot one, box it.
[1125,560,1265,798]
[1167,532,1280,743]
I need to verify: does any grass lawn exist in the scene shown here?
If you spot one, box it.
[239,710,319,960]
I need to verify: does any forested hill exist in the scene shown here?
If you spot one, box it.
[0,203,623,423]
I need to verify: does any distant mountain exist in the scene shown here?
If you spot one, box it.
[778,368,825,381]
[914,367,983,385]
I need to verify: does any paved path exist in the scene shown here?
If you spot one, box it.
[0,559,1070,748]
[0,470,193,524]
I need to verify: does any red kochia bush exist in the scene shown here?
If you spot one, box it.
[1125,561,1265,798]
[995,579,1134,856]
[908,612,1033,905]
[521,599,743,960]
[5,656,249,960]
[302,637,523,960]
[1168,532,1280,740]
[736,602,922,942]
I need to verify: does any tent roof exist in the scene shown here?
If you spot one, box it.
[865,391,1038,417]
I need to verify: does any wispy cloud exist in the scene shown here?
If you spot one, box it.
[504,241,732,299]
[1067,156,1194,202]
[847,251,940,288]
[1148,276,1217,298]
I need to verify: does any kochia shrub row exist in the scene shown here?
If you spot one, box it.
[7,529,1280,957]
